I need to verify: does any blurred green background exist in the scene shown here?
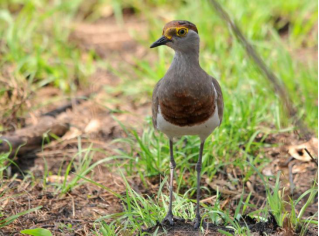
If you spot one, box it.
[0,0,317,132]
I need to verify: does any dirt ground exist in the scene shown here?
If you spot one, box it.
[0,13,318,236]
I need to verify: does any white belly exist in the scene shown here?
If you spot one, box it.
[156,105,220,142]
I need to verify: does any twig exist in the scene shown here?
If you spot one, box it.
[41,89,96,117]
[201,195,216,203]
[209,0,312,140]
[67,193,76,218]
[305,148,318,166]
[42,99,82,117]
[0,116,69,156]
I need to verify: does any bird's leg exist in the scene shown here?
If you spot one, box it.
[162,140,176,226]
[194,141,205,229]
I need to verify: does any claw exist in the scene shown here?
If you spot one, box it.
[162,212,185,226]
[193,215,206,229]
[193,216,201,229]
[162,212,174,226]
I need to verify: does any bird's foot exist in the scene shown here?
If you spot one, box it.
[162,212,174,226]
[193,215,207,229]
[162,212,184,226]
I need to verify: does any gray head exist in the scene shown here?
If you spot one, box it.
[150,20,200,53]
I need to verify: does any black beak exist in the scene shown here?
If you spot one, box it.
[150,36,171,48]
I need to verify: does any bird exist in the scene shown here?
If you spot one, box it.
[150,20,224,229]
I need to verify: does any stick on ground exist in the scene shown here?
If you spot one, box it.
[209,0,312,140]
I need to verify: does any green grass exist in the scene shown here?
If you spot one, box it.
[0,0,97,130]
[98,124,317,234]
[0,0,317,235]
[0,206,42,228]
[0,144,11,181]
[90,171,317,235]
[21,228,53,236]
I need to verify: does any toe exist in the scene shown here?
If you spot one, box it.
[194,221,200,229]
[162,213,174,226]
[193,215,204,229]
[173,216,185,222]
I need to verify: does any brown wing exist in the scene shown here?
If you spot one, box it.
[212,77,224,124]
[152,79,162,129]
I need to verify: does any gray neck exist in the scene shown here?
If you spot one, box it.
[169,48,200,75]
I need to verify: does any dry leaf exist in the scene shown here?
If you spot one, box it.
[206,178,240,195]
[262,167,273,176]
[288,138,318,162]
[84,119,101,134]
[62,127,82,140]
[46,175,70,184]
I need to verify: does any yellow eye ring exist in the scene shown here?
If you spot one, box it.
[177,28,188,37]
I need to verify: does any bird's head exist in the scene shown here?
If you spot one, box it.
[150,20,199,52]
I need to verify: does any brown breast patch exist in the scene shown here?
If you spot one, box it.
[159,93,215,127]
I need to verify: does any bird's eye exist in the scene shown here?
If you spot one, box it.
[177,28,188,36]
